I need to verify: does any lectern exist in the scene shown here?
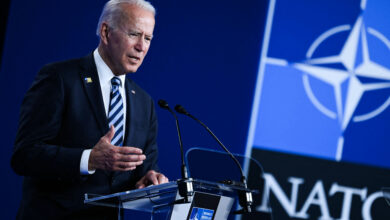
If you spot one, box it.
[85,179,258,219]
[84,148,267,219]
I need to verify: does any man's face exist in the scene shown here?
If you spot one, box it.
[102,4,155,75]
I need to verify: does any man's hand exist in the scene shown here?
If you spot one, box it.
[89,125,146,171]
[135,170,169,189]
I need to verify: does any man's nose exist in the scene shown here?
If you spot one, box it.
[135,37,146,52]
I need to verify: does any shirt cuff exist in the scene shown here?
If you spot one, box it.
[80,149,96,175]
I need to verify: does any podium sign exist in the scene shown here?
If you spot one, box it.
[170,191,234,220]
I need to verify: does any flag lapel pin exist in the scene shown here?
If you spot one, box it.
[84,77,93,83]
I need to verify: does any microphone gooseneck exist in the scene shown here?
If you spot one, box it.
[158,100,193,203]
[174,104,253,213]
[158,100,188,178]
[174,105,245,180]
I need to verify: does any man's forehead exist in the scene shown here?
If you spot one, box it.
[120,3,155,19]
[118,5,154,26]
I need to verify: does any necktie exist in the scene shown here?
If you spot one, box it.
[108,77,124,146]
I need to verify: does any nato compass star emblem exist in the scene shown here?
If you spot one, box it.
[291,4,390,160]
[249,0,390,165]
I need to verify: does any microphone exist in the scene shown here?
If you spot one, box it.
[174,104,253,213]
[158,100,193,203]
[158,100,188,178]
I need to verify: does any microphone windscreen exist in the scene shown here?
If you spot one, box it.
[174,105,188,114]
[158,99,169,109]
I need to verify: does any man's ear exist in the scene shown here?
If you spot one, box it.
[100,22,110,45]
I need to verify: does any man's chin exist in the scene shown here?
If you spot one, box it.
[126,69,138,74]
[125,65,140,74]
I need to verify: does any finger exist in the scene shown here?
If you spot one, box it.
[105,125,115,142]
[118,147,143,155]
[119,154,146,162]
[113,166,136,172]
[159,174,169,184]
[148,172,159,185]
[157,174,168,184]
[136,183,146,189]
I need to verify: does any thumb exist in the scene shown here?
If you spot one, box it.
[105,125,115,142]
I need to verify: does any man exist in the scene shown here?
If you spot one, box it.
[10,0,168,219]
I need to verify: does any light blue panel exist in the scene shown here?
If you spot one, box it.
[249,0,390,169]
[253,64,341,160]
[363,1,390,69]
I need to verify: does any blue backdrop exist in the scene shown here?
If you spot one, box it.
[5,0,389,219]
[0,0,267,218]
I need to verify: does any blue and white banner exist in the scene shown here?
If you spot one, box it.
[245,0,390,219]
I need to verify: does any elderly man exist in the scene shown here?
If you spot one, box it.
[11,0,168,219]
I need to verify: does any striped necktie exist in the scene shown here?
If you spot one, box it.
[108,77,124,146]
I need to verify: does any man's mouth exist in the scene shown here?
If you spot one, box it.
[128,55,140,62]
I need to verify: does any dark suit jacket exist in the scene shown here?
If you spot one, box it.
[11,53,159,220]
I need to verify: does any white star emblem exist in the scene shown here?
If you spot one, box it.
[264,7,390,161]
[294,15,390,131]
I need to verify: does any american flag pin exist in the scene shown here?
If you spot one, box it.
[84,77,92,83]
[131,90,136,94]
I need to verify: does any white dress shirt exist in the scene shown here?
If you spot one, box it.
[80,49,127,175]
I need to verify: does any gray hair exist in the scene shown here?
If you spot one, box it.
[96,0,156,37]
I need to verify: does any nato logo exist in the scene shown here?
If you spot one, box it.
[247,0,390,169]
[189,207,214,220]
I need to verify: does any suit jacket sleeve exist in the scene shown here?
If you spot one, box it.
[11,64,84,180]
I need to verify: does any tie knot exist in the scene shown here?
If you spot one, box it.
[111,77,121,87]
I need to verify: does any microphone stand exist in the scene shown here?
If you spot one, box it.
[158,100,193,203]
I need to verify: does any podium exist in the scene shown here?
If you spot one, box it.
[84,148,269,220]
[85,179,257,219]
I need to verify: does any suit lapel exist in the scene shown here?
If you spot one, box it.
[123,78,134,146]
[79,54,108,136]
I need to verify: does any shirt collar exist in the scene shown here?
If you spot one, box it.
[93,49,126,87]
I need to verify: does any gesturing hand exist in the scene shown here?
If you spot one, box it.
[88,125,146,171]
